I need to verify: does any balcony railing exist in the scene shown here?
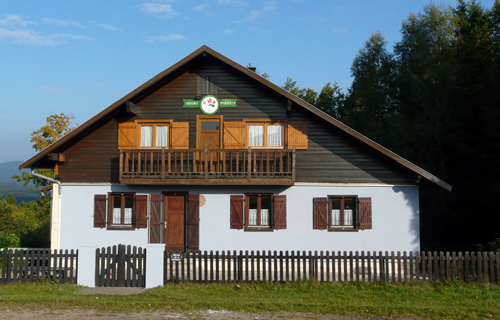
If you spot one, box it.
[119,148,295,185]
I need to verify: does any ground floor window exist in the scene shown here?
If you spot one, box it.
[93,193,147,230]
[313,196,372,231]
[230,194,286,231]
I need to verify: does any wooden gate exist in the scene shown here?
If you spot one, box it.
[95,244,146,287]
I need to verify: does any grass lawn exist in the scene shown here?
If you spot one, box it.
[0,280,499,319]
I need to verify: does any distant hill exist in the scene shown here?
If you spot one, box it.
[0,161,39,204]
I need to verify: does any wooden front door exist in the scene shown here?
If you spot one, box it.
[197,115,222,149]
[164,194,185,251]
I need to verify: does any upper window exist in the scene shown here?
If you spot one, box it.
[313,196,372,231]
[248,122,283,148]
[138,122,169,148]
[230,194,286,231]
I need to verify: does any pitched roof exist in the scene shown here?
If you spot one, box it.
[19,45,452,191]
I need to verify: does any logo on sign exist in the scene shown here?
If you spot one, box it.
[183,95,237,114]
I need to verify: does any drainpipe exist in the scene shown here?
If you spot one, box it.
[31,169,62,195]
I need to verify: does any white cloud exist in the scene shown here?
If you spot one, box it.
[140,3,179,18]
[146,33,186,43]
[38,87,71,94]
[223,29,234,34]
[0,27,92,45]
[217,0,247,6]
[89,21,120,31]
[42,17,84,28]
[0,14,36,27]
[242,1,276,21]
[194,3,210,13]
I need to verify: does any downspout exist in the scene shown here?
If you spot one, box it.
[31,169,62,195]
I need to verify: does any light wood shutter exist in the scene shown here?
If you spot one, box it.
[94,194,107,228]
[313,197,328,229]
[273,195,287,229]
[135,195,148,228]
[171,122,189,149]
[149,194,162,243]
[118,122,136,149]
[358,197,372,230]
[288,121,308,150]
[187,194,200,252]
[224,122,245,149]
[230,195,244,229]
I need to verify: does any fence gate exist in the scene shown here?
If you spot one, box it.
[95,244,146,287]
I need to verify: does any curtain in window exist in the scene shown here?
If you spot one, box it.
[249,209,257,225]
[249,125,264,147]
[113,208,121,224]
[344,209,353,226]
[267,125,282,147]
[124,208,133,225]
[260,209,269,226]
[331,209,340,226]
[156,125,168,147]
[141,126,153,147]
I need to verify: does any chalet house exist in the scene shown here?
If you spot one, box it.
[20,45,451,253]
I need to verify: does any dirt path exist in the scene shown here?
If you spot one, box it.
[0,308,425,320]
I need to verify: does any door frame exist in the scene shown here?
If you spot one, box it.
[196,115,223,149]
[161,191,189,251]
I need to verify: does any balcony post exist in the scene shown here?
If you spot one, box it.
[247,147,252,182]
[119,148,123,182]
[204,148,208,182]
[161,148,165,182]
[292,147,296,182]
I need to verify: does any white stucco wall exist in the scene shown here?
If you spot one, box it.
[58,183,419,253]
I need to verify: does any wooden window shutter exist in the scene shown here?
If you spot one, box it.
[171,122,189,149]
[313,197,328,229]
[149,194,162,243]
[273,195,287,229]
[118,122,136,149]
[224,122,245,149]
[230,195,244,229]
[287,121,308,150]
[358,197,372,230]
[187,194,200,252]
[94,194,107,228]
[135,195,148,228]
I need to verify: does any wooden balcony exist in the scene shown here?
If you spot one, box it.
[119,148,296,185]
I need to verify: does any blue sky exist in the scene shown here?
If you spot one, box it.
[1,0,496,164]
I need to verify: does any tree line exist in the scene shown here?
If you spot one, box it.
[283,0,500,251]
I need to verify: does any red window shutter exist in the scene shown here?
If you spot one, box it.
[230,195,244,229]
[149,194,162,243]
[94,194,107,228]
[273,195,287,229]
[359,197,372,230]
[187,194,200,252]
[135,195,148,228]
[313,197,328,229]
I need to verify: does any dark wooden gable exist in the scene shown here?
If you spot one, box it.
[21,47,448,189]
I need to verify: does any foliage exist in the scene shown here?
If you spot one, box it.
[282,77,344,118]
[12,113,75,190]
[335,1,500,251]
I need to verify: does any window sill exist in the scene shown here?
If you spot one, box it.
[107,226,135,231]
[328,227,358,232]
[244,226,274,232]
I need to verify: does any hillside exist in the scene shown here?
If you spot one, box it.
[0,161,39,204]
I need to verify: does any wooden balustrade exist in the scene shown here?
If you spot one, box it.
[119,148,295,184]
